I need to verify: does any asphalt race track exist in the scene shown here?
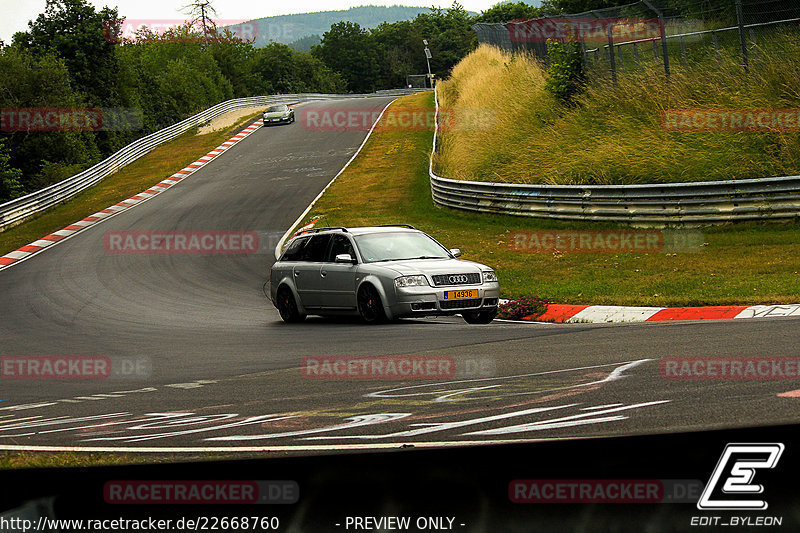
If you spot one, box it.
[1,96,799,451]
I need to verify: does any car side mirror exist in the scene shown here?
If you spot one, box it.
[335,253,356,263]
[450,248,462,257]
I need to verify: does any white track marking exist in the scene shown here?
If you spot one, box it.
[207,413,412,442]
[305,405,577,440]
[274,97,401,259]
[366,359,652,401]
[465,400,671,436]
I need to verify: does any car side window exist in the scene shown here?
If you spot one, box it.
[280,236,309,261]
[327,234,356,262]
[299,234,332,262]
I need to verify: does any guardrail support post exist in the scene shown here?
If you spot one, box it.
[642,0,670,81]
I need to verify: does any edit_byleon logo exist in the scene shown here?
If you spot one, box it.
[697,443,784,511]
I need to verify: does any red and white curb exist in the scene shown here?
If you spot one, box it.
[527,303,800,323]
[0,120,263,271]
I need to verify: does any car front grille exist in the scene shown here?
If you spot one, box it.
[432,273,481,286]
[440,298,482,310]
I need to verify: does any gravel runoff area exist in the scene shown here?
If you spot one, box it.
[196,107,268,135]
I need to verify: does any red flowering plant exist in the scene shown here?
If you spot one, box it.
[497,296,549,320]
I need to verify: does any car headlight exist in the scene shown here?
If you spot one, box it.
[395,275,429,288]
[483,270,498,283]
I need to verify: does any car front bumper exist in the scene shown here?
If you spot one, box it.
[263,116,292,125]
[389,283,500,319]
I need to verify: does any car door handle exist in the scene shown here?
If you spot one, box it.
[294,271,300,276]
[320,270,327,277]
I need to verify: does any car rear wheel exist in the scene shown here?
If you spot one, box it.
[462,309,497,324]
[276,286,306,323]
[357,284,386,324]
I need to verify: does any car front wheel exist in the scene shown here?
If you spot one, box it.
[357,284,386,324]
[462,309,497,324]
[276,286,306,323]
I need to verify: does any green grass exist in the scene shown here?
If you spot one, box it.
[296,91,800,306]
[0,452,253,469]
[0,452,158,469]
[435,34,800,185]
[0,112,264,257]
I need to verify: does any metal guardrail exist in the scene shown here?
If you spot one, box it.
[428,87,800,225]
[0,89,423,231]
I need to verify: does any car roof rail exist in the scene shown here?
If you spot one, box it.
[297,226,349,235]
[377,224,417,230]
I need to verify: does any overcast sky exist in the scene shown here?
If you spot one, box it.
[2,0,500,44]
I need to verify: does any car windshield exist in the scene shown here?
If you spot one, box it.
[354,231,450,262]
[266,105,288,112]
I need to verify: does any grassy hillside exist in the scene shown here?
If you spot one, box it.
[239,6,435,47]
[435,39,800,184]
[298,92,800,306]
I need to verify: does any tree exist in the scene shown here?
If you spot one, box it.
[252,43,346,95]
[0,45,100,193]
[474,2,544,23]
[208,36,260,97]
[412,3,477,80]
[312,22,381,93]
[13,0,121,107]
[183,0,218,42]
[0,139,24,202]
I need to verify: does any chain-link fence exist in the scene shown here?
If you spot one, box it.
[473,0,800,81]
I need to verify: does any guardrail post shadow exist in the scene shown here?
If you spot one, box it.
[680,36,688,68]
[736,0,749,73]
[712,31,721,69]
[642,0,670,82]
[607,24,617,85]
[749,28,760,67]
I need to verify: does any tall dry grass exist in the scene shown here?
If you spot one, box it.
[436,36,800,184]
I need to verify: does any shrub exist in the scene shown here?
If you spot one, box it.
[497,296,549,320]
[544,38,585,105]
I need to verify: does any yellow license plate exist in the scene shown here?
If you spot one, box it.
[444,289,479,300]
